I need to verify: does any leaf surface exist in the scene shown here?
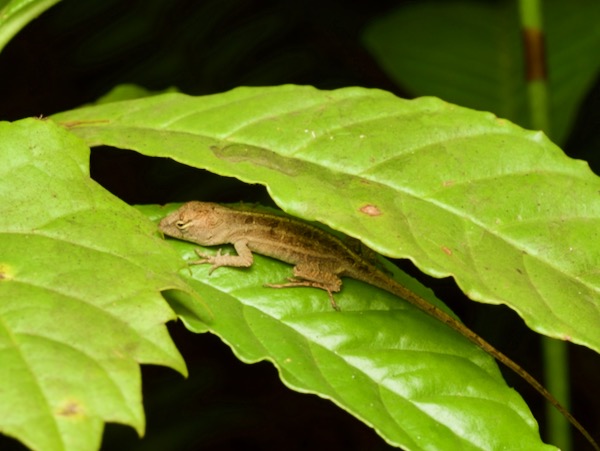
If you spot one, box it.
[52,86,600,355]
[0,119,208,451]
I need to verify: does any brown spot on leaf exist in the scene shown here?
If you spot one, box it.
[359,204,381,216]
[57,400,83,417]
[441,246,452,256]
[60,119,111,128]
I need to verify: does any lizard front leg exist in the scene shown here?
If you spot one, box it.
[190,239,254,274]
[265,263,343,310]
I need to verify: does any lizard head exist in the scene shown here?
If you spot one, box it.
[158,201,227,245]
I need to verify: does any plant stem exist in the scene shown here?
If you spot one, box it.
[542,337,572,450]
[518,0,571,449]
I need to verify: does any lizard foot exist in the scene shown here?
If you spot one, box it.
[190,248,225,274]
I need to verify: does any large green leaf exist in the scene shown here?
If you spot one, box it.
[0,119,208,450]
[362,0,600,144]
[142,203,554,451]
[0,0,62,55]
[51,85,600,357]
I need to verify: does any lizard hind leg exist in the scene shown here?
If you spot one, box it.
[264,263,343,310]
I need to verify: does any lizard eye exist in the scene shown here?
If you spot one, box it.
[175,220,189,230]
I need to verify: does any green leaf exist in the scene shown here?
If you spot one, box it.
[51,85,600,357]
[0,118,209,451]
[145,204,554,450]
[0,0,62,55]
[361,0,600,144]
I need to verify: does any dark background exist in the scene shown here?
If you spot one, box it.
[1,0,599,449]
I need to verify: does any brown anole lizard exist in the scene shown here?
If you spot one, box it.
[159,201,598,450]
